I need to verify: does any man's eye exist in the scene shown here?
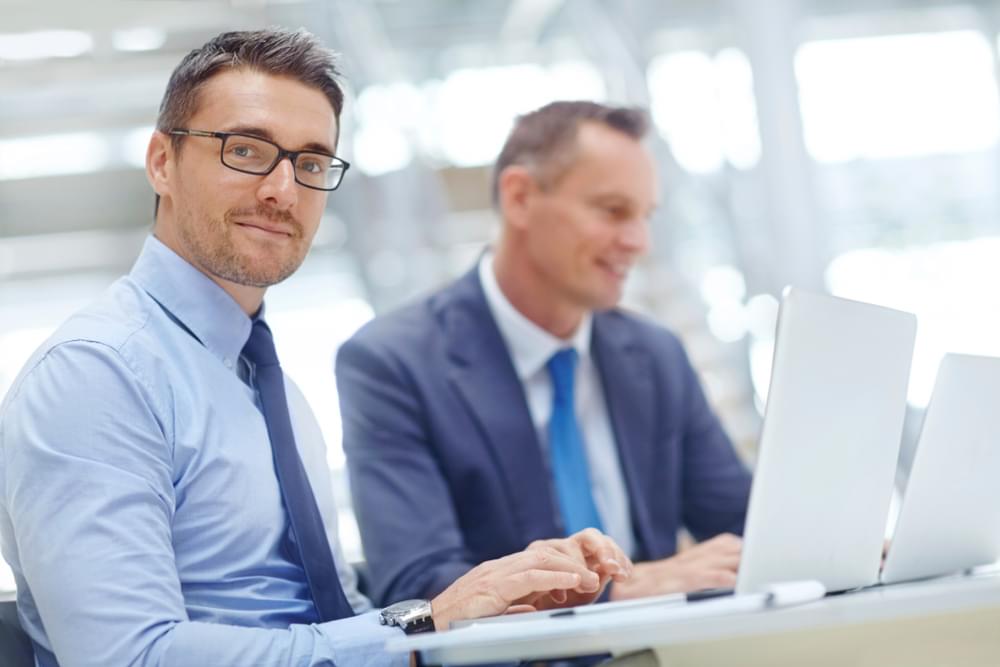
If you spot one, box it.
[226,143,261,160]
[299,159,322,174]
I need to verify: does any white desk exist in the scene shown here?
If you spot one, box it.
[391,573,1000,666]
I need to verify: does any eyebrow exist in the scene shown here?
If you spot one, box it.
[223,124,336,156]
[589,193,660,218]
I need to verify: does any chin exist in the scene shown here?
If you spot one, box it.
[580,291,622,312]
[596,280,626,304]
[593,299,622,312]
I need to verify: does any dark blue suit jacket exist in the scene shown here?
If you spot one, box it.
[337,267,752,606]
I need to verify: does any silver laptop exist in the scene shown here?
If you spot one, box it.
[736,288,917,594]
[880,353,1000,585]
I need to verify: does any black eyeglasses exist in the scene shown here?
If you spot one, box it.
[169,129,350,191]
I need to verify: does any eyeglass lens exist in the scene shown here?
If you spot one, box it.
[221,134,344,189]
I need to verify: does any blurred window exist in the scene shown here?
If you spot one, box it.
[647,48,761,173]
[352,61,606,174]
[797,30,1000,163]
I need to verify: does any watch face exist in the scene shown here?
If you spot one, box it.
[386,599,427,616]
[381,599,434,634]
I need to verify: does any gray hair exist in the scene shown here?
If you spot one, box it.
[491,100,650,207]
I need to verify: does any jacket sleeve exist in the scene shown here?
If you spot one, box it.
[673,342,753,540]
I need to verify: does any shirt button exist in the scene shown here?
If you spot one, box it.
[224,358,233,369]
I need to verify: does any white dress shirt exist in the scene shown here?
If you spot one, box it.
[478,253,636,557]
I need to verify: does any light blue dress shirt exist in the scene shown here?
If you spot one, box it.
[0,237,406,667]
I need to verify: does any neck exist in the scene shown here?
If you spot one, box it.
[213,281,266,317]
[152,223,265,317]
[492,237,585,340]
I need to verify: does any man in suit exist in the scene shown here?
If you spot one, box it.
[337,101,752,607]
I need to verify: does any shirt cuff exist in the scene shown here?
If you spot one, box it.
[319,610,410,667]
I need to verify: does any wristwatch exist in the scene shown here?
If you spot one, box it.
[379,599,436,635]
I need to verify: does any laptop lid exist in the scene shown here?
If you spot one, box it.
[736,288,916,594]
[880,353,1000,585]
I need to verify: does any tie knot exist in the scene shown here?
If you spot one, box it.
[546,348,578,400]
[242,319,280,367]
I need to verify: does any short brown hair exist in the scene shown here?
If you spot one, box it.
[491,101,650,207]
[153,28,344,217]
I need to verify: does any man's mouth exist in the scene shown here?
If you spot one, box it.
[597,258,630,279]
[232,219,295,238]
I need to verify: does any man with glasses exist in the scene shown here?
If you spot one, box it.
[338,102,753,609]
[0,30,630,667]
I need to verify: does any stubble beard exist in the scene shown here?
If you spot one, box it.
[178,204,307,288]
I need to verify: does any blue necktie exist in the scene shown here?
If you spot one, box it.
[546,348,604,535]
[242,319,355,622]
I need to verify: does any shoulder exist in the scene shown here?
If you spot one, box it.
[50,277,155,352]
[340,271,477,359]
[346,296,436,352]
[594,307,704,397]
[2,278,174,418]
[597,307,689,360]
[12,279,155,379]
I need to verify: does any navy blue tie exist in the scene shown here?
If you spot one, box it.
[242,319,355,622]
[546,348,604,535]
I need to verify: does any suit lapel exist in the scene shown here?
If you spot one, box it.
[592,312,659,560]
[439,270,561,545]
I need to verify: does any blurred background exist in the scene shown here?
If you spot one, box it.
[3,0,1000,589]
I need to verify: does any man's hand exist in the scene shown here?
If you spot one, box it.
[610,533,742,601]
[430,529,633,630]
[519,528,633,610]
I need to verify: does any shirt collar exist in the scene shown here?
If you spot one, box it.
[129,235,253,366]
[478,251,591,381]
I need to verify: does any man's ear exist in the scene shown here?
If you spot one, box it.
[497,165,538,231]
[145,130,174,198]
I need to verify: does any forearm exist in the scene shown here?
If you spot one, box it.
[681,390,752,537]
[151,612,407,667]
[682,433,752,539]
[33,611,406,667]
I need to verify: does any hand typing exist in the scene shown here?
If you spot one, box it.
[430,529,632,629]
[610,533,742,601]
